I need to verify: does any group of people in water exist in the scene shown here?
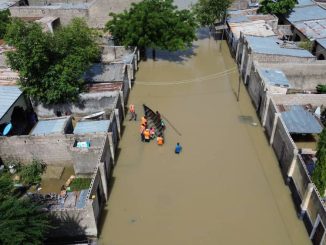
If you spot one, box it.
[139,115,164,145]
[129,104,182,153]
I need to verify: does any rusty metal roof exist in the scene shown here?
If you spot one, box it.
[294,19,326,40]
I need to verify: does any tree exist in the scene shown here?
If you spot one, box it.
[0,9,10,39]
[0,197,51,245]
[312,129,326,195]
[5,18,100,104]
[192,0,231,29]
[258,0,296,15]
[106,0,197,59]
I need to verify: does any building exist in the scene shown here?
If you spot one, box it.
[226,14,277,53]
[280,0,326,59]
[0,85,34,136]
[237,35,315,84]
[0,109,122,240]
[84,63,130,103]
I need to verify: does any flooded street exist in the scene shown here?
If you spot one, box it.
[99,31,311,244]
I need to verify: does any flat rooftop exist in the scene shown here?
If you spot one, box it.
[84,63,126,83]
[280,105,323,134]
[101,46,135,64]
[30,117,70,136]
[286,4,326,23]
[73,120,110,134]
[246,35,315,57]
[258,68,290,88]
[229,20,276,40]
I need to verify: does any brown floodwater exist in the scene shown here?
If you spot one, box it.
[99,30,311,245]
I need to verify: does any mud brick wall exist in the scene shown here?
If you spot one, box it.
[264,98,277,137]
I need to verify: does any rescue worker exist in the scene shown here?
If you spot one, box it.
[150,127,156,139]
[141,116,147,127]
[129,104,137,121]
[157,135,164,145]
[140,124,145,142]
[144,128,151,142]
[175,142,182,154]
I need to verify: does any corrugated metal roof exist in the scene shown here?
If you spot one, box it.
[294,19,326,40]
[281,105,323,134]
[258,68,290,87]
[317,38,326,48]
[73,120,110,134]
[0,0,16,10]
[286,5,326,23]
[31,118,68,135]
[228,14,276,24]
[84,63,125,83]
[0,85,22,120]
[246,36,315,57]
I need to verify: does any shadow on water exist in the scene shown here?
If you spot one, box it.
[145,45,198,63]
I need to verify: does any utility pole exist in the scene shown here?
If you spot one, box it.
[219,11,227,51]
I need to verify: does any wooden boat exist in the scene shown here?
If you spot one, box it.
[143,104,165,137]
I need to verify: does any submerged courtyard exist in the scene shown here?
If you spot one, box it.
[98,31,311,244]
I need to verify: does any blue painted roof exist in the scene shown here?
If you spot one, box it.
[76,189,88,209]
[73,120,110,134]
[0,86,22,120]
[258,68,290,88]
[31,118,68,135]
[287,5,326,23]
[246,36,314,57]
[281,105,323,134]
[317,38,326,48]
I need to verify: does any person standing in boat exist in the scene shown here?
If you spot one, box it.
[129,104,137,121]
[141,116,147,127]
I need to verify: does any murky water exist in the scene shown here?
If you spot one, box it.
[98,30,311,244]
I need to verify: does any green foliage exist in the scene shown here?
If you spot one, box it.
[298,40,313,51]
[258,0,296,15]
[317,84,326,94]
[0,9,10,39]
[312,129,326,195]
[20,159,46,186]
[5,18,100,104]
[106,0,197,52]
[192,0,231,27]
[69,178,91,191]
[0,197,51,245]
[0,174,14,201]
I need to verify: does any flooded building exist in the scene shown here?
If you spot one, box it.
[257,93,326,244]
[84,63,131,103]
[226,13,277,53]
[0,112,121,240]
[237,35,315,84]
[279,0,326,59]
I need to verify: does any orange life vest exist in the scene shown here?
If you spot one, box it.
[129,104,135,113]
[144,129,150,139]
[157,136,164,145]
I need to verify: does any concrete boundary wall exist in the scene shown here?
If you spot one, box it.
[271,116,297,175]
[272,94,326,107]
